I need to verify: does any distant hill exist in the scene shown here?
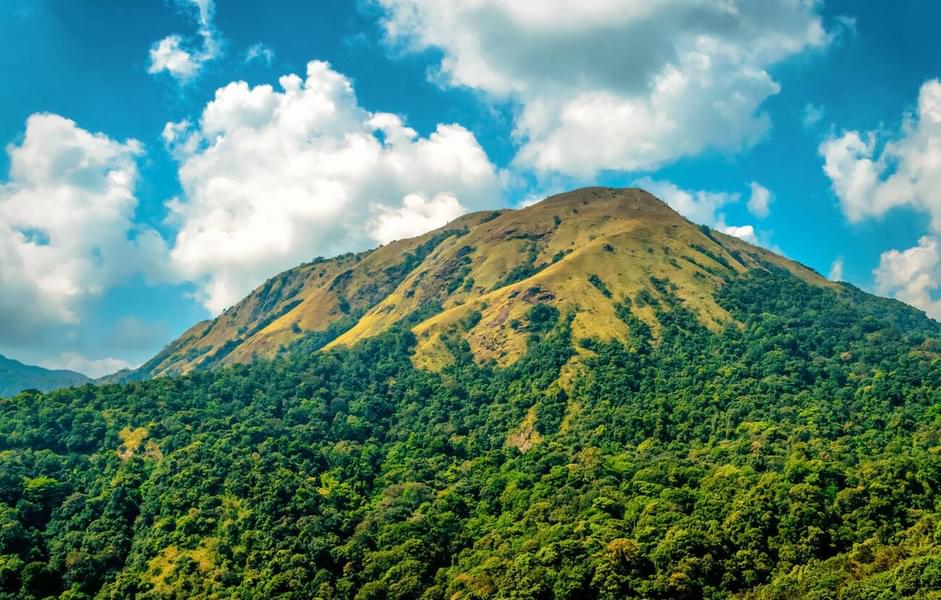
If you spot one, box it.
[0,354,89,396]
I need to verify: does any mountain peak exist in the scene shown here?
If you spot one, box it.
[135,187,831,379]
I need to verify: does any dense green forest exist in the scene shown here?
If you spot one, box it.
[3,265,941,599]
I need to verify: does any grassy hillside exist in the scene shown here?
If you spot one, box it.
[2,188,941,598]
[138,188,834,378]
[0,355,89,397]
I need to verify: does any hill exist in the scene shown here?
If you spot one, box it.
[2,187,941,599]
[0,354,89,397]
[136,188,832,378]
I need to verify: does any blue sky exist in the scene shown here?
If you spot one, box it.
[1,0,939,376]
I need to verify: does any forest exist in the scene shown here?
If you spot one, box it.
[2,264,941,599]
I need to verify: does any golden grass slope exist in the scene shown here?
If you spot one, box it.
[142,187,835,377]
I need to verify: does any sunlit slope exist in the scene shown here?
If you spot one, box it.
[139,211,497,377]
[141,187,834,376]
[329,187,833,368]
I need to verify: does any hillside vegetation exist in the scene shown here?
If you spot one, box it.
[3,189,941,599]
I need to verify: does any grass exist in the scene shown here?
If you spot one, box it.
[145,538,218,596]
[117,426,148,460]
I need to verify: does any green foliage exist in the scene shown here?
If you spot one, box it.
[2,266,941,598]
[527,303,560,333]
[588,274,612,298]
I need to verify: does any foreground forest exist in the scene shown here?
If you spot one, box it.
[3,262,941,599]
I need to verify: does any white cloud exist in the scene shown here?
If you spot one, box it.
[244,42,275,66]
[828,257,844,281]
[633,176,739,226]
[820,79,941,228]
[874,236,941,319]
[747,181,773,218]
[717,222,758,244]
[820,79,941,316]
[165,60,501,313]
[148,35,201,80]
[148,0,222,82]
[41,352,133,379]
[378,0,828,176]
[0,114,168,344]
[369,193,465,244]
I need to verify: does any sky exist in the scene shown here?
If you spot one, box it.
[1,0,939,376]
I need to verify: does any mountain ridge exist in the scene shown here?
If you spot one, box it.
[0,354,89,397]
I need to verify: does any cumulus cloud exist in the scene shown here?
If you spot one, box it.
[874,236,941,319]
[820,79,941,318]
[0,114,168,344]
[820,79,941,228]
[369,193,465,244]
[747,181,773,218]
[164,60,501,313]
[377,0,828,176]
[148,0,222,82]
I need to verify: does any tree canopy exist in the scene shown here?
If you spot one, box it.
[2,265,941,599]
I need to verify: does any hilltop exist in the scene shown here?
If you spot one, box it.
[138,187,834,378]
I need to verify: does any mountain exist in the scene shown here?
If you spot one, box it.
[138,187,833,378]
[0,354,89,396]
[3,187,941,599]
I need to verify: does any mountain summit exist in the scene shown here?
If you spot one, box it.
[139,187,833,378]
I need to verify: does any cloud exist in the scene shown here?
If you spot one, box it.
[149,35,201,80]
[717,222,758,244]
[0,114,169,344]
[40,352,133,379]
[634,176,739,226]
[377,0,828,176]
[801,103,825,129]
[747,181,773,218]
[874,236,941,319]
[148,0,222,82]
[244,42,275,66]
[164,60,501,313]
[369,193,466,244]
[819,79,941,317]
[828,257,844,281]
[820,79,941,228]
